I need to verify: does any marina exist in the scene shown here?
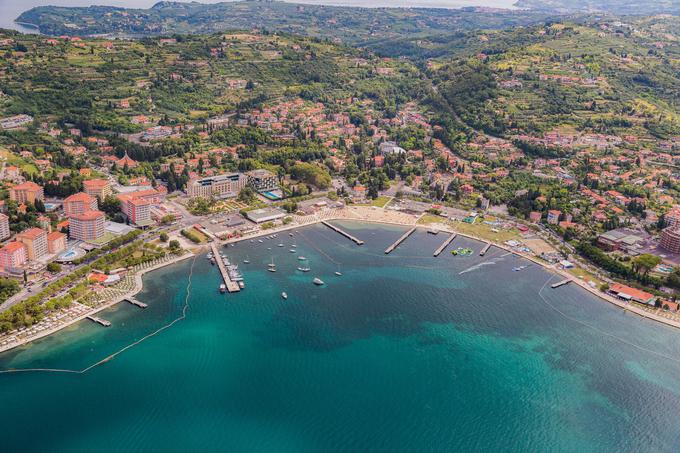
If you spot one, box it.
[210,243,240,293]
[86,316,111,327]
[321,221,365,245]
[551,279,572,289]
[433,233,457,257]
[384,227,417,254]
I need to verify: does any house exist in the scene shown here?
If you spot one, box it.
[547,210,561,225]
[608,283,656,305]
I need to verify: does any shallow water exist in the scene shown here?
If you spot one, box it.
[2,221,680,452]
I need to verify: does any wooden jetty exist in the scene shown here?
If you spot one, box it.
[479,243,492,256]
[211,243,240,293]
[551,279,572,289]
[321,221,364,245]
[433,233,457,257]
[86,315,111,327]
[125,298,148,309]
[385,227,417,254]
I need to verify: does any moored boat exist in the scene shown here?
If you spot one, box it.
[281,292,288,300]
[313,277,324,286]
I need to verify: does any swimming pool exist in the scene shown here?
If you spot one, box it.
[262,191,282,200]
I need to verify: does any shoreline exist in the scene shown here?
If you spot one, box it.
[225,208,680,332]
[0,252,193,354]
[3,205,679,355]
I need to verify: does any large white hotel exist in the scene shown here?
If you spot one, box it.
[187,173,248,199]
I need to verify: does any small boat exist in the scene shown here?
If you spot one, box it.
[297,267,311,272]
[250,240,254,243]
[298,256,307,261]
[210,258,215,265]
[243,259,250,264]
[335,271,342,276]
[207,253,213,259]
[313,278,325,286]
[427,229,439,235]
[268,268,277,273]
[219,284,226,293]
[258,239,263,243]
[278,243,284,247]
[289,249,296,253]
[281,292,288,300]
[238,282,245,289]
[289,233,294,237]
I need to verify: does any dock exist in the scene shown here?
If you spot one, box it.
[211,243,240,293]
[321,221,364,245]
[551,279,572,289]
[433,233,457,257]
[385,227,417,254]
[125,297,148,309]
[86,316,111,327]
[479,243,492,256]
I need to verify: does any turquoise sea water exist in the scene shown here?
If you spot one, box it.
[2,221,680,452]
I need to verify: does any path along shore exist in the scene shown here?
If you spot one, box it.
[3,205,679,355]
[0,252,193,354]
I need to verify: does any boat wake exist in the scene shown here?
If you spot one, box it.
[459,257,505,275]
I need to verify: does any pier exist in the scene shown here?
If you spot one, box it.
[385,227,417,254]
[479,243,492,256]
[433,233,457,257]
[125,298,148,309]
[211,243,240,293]
[86,316,111,327]
[551,279,572,289]
[321,221,364,245]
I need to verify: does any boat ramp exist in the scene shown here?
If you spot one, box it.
[321,221,364,245]
[211,243,240,293]
[385,227,417,254]
[433,233,457,257]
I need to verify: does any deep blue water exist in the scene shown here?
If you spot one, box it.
[2,221,680,452]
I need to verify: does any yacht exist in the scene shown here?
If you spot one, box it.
[298,256,307,261]
[219,284,226,294]
[335,271,342,276]
[258,239,263,243]
[278,243,284,247]
[297,267,311,272]
[313,278,325,286]
[238,281,245,289]
[281,292,288,300]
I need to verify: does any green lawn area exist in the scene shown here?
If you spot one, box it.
[417,214,447,224]
[370,196,391,208]
[86,232,116,246]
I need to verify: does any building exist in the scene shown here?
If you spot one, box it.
[187,173,248,199]
[126,197,152,226]
[116,152,138,169]
[529,211,542,223]
[246,169,278,193]
[0,114,33,130]
[245,207,287,223]
[47,231,67,254]
[63,192,98,217]
[0,213,10,241]
[0,241,27,270]
[597,229,646,252]
[9,181,44,204]
[660,227,680,254]
[608,283,656,306]
[69,210,105,241]
[83,179,112,200]
[546,210,561,225]
[16,227,48,261]
[378,141,406,155]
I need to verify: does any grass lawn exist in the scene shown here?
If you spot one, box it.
[417,214,447,224]
[451,220,521,244]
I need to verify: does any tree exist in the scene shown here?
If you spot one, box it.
[159,232,169,242]
[46,262,62,273]
[101,195,121,216]
[169,240,180,251]
[238,186,257,204]
[632,254,661,278]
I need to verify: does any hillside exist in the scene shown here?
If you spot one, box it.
[428,17,680,140]
[514,0,680,15]
[0,31,422,135]
[16,1,549,44]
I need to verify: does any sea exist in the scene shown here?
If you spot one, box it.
[0,0,518,33]
[2,221,680,452]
